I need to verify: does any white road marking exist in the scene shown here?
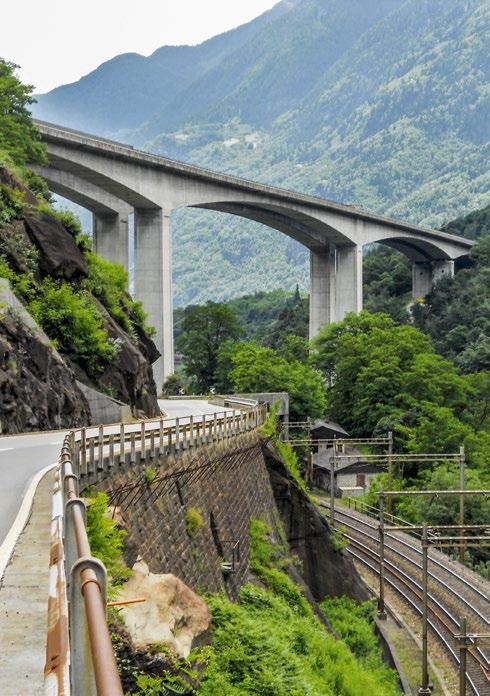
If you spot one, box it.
[0,461,58,581]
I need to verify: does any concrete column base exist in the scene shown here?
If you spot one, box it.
[335,243,363,322]
[309,243,363,338]
[432,259,454,284]
[93,211,130,272]
[309,248,336,339]
[412,262,432,301]
[134,208,174,390]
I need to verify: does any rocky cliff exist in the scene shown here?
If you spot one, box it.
[0,166,160,432]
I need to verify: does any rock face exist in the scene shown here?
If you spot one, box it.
[119,561,211,658]
[0,307,90,432]
[263,441,370,603]
[90,301,160,418]
[23,210,88,280]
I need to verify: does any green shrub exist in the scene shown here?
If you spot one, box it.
[185,507,204,537]
[86,491,130,584]
[29,278,118,377]
[260,406,307,492]
[84,250,155,337]
[0,253,35,301]
[38,201,82,236]
[145,467,157,484]
[0,184,24,224]
[331,526,350,552]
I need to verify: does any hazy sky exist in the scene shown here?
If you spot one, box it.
[1,0,278,93]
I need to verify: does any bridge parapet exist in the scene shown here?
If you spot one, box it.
[44,403,267,695]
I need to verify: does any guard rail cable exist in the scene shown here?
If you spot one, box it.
[44,402,266,695]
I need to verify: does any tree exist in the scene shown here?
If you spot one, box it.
[219,341,326,421]
[311,311,469,438]
[162,372,186,396]
[177,302,243,392]
[0,60,46,171]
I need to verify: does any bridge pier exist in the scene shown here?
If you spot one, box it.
[412,259,454,301]
[134,208,174,389]
[309,244,363,338]
[93,210,130,272]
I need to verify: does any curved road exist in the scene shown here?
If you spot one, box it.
[0,400,228,549]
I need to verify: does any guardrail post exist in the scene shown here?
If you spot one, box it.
[88,438,95,476]
[69,557,108,696]
[213,413,218,441]
[202,415,207,444]
[175,417,181,451]
[140,421,146,461]
[377,492,387,619]
[188,416,193,447]
[96,425,104,472]
[64,495,86,589]
[80,428,87,476]
[109,435,115,468]
[150,429,155,460]
[232,410,236,435]
[119,423,125,465]
[130,433,136,464]
[159,417,164,456]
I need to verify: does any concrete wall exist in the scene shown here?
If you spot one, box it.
[89,430,368,602]
[76,381,132,425]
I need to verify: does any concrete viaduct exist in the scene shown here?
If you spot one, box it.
[33,120,473,388]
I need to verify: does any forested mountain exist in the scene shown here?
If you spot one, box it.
[33,0,490,305]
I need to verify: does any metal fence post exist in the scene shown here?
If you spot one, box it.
[378,491,387,619]
[330,442,336,524]
[188,416,193,447]
[89,438,95,476]
[459,616,467,696]
[419,523,431,695]
[176,417,181,450]
[459,446,465,564]
[387,430,393,518]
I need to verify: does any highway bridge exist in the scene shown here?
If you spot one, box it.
[33,120,473,387]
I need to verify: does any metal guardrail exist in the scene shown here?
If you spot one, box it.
[44,403,267,695]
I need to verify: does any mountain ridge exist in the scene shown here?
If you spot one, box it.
[32,0,490,306]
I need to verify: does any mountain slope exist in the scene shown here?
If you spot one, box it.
[33,0,490,306]
[33,0,300,135]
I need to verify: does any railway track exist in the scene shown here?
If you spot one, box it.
[320,501,490,696]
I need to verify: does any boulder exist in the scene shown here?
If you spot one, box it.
[119,561,211,658]
[23,209,88,280]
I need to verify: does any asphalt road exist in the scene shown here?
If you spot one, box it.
[0,431,65,545]
[0,400,226,547]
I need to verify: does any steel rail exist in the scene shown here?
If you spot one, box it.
[346,546,483,696]
[333,512,489,627]
[334,501,489,603]
[324,503,489,614]
[345,534,489,692]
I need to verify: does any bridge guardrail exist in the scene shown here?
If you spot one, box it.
[44,403,267,695]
